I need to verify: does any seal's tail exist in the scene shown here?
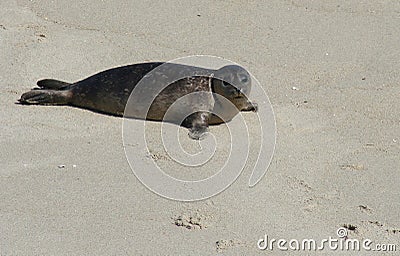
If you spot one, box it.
[18,79,72,105]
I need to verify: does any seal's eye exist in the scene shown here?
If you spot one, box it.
[240,74,249,83]
[222,80,230,87]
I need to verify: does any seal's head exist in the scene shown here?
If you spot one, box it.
[212,65,252,111]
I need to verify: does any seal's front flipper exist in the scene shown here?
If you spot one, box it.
[18,89,71,105]
[37,79,71,90]
[188,126,209,140]
[241,101,258,112]
[186,111,210,140]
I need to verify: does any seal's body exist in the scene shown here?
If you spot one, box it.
[19,62,257,139]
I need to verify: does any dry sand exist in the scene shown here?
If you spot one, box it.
[1,0,399,255]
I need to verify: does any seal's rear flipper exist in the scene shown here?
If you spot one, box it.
[18,89,71,105]
[37,79,71,90]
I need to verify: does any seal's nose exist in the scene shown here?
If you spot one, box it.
[239,74,249,83]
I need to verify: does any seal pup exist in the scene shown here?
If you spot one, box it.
[18,62,258,139]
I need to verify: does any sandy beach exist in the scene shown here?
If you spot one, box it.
[1,0,399,255]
